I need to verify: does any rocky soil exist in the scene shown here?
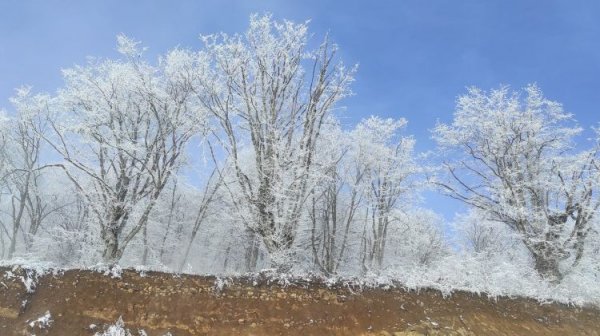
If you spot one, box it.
[1,266,599,335]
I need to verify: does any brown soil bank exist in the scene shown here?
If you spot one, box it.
[1,267,599,335]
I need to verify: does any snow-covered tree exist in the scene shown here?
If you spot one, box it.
[178,167,223,271]
[0,110,12,257]
[0,90,63,258]
[353,116,418,271]
[306,116,421,274]
[453,209,523,258]
[433,85,600,281]
[30,186,95,266]
[307,120,363,275]
[0,111,9,181]
[194,14,355,269]
[36,35,206,263]
[386,209,447,267]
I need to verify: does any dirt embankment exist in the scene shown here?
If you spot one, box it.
[0,267,599,336]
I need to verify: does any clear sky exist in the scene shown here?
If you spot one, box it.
[1,0,599,220]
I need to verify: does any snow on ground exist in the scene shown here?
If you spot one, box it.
[27,310,53,330]
[2,255,599,309]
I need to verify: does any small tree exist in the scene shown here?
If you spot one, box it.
[353,116,418,271]
[0,111,10,180]
[387,209,447,267]
[308,120,364,275]
[0,111,12,257]
[0,91,60,258]
[433,85,600,281]
[453,209,523,258]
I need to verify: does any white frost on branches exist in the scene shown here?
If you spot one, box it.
[0,15,598,306]
[433,85,600,281]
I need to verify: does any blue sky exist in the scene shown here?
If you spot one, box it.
[1,0,599,221]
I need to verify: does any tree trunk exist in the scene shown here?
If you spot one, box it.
[533,254,562,282]
[101,228,120,264]
[0,230,5,259]
[142,222,149,265]
[244,231,260,272]
[7,227,18,259]
[531,242,563,283]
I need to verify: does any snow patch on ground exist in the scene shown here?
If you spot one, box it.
[27,310,53,330]
[0,258,65,295]
[94,316,132,336]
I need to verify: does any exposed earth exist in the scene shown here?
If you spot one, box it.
[0,266,599,335]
